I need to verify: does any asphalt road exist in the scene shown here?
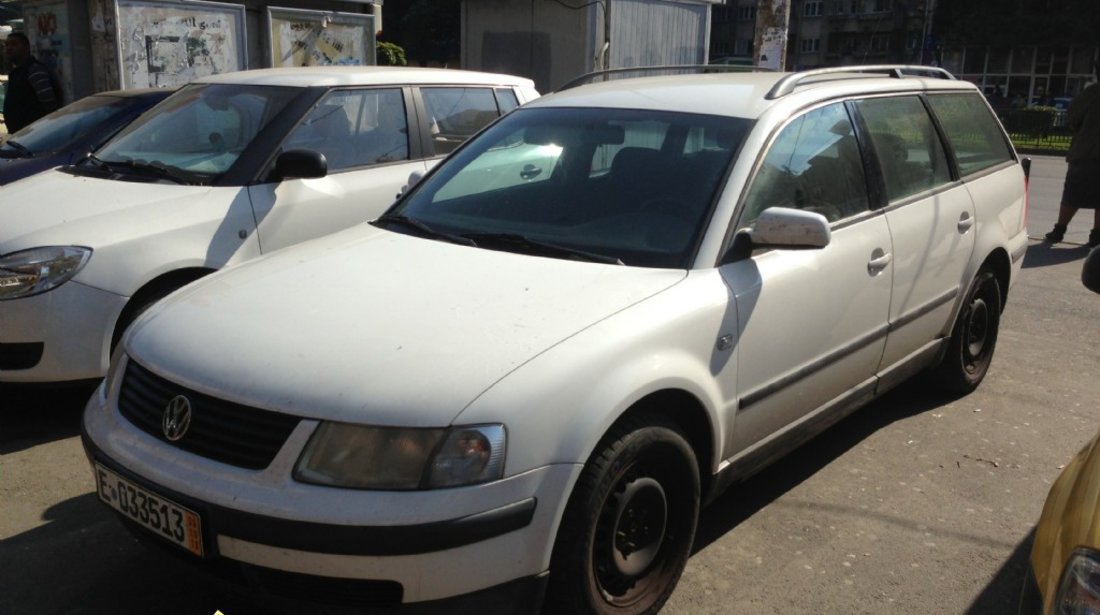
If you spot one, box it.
[2,155,1098,615]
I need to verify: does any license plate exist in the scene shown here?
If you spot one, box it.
[95,463,203,557]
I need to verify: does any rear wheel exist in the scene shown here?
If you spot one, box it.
[545,414,699,615]
[932,270,1002,394]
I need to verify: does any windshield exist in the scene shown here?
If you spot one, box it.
[95,83,298,181]
[389,107,748,268]
[1,94,140,156]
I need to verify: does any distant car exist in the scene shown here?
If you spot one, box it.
[83,65,1027,613]
[1022,246,1100,614]
[0,66,538,384]
[0,88,172,186]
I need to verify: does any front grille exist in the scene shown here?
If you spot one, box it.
[118,361,301,470]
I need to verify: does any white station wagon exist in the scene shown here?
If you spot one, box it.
[83,66,1028,613]
[0,67,537,384]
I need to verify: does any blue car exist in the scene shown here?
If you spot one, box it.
[1,88,171,186]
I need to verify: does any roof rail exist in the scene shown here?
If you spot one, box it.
[557,64,772,91]
[765,64,956,100]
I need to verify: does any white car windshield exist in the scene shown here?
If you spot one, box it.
[95,83,298,183]
[388,107,749,268]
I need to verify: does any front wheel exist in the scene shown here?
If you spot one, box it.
[545,415,700,615]
[932,270,1002,395]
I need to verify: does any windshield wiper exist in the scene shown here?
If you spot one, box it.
[461,232,624,265]
[2,140,33,158]
[88,157,206,183]
[372,214,477,246]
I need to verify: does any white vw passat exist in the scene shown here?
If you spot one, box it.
[0,67,537,384]
[84,66,1028,613]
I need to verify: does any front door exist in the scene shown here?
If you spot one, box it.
[249,87,427,253]
[719,101,894,457]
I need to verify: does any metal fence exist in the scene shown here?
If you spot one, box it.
[997,108,1072,150]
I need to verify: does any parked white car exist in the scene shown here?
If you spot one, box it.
[83,66,1028,613]
[0,67,537,383]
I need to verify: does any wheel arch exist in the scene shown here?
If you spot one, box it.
[603,388,719,500]
[110,267,216,350]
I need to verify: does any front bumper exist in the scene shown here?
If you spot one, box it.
[0,280,125,383]
[81,379,580,607]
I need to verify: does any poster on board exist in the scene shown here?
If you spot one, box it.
[267,8,375,68]
[23,1,73,103]
[117,0,246,88]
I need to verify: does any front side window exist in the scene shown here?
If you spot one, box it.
[741,102,870,227]
[926,93,1014,176]
[853,96,951,202]
[97,84,299,182]
[421,87,501,155]
[284,88,409,172]
[385,107,749,268]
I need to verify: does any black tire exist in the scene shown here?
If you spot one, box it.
[545,414,700,615]
[933,270,1002,395]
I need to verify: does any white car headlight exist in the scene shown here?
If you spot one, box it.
[293,422,506,490]
[0,246,92,300]
[1055,549,1100,614]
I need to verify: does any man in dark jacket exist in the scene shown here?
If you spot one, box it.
[3,32,62,134]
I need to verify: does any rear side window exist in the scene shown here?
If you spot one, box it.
[854,96,951,203]
[741,102,870,226]
[926,93,1014,176]
[421,87,500,155]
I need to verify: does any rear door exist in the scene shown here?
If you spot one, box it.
[850,95,976,375]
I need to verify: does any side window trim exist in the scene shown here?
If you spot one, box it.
[917,93,961,182]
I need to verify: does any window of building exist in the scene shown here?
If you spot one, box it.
[735,39,752,56]
[804,1,824,17]
[737,5,757,20]
[800,38,820,53]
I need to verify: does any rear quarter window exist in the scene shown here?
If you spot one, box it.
[926,92,1014,177]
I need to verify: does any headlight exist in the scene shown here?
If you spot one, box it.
[0,246,92,300]
[1055,549,1100,614]
[294,422,506,490]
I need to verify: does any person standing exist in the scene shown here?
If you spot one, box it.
[1045,74,1100,248]
[3,32,62,134]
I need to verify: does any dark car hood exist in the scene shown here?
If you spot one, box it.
[0,151,73,186]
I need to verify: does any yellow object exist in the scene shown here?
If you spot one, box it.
[1031,429,1100,612]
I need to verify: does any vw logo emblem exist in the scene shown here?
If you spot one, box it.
[162,395,193,442]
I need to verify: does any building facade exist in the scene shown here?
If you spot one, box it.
[709,0,1097,108]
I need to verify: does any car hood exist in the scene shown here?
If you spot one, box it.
[1031,428,1100,605]
[0,151,69,186]
[0,169,212,252]
[127,228,687,426]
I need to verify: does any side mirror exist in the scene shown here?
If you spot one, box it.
[397,169,425,199]
[751,207,831,249]
[275,149,327,180]
[1084,246,1100,294]
[721,207,830,264]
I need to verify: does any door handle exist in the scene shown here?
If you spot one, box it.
[520,164,542,180]
[958,212,975,233]
[867,250,892,275]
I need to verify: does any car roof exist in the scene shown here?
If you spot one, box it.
[193,66,536,89]
[529,67,980,120]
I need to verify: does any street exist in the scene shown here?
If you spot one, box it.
[2,154,1099,614]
